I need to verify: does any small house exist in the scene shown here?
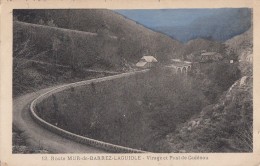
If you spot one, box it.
[136,56,158,68]
[200,52,223,62]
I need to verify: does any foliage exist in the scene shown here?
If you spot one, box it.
[192,62,241,102]
[14,9,183,62]
[37,70,209,152]
[12,124,49,153]
[168,76,253,152]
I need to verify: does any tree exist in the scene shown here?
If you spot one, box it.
[38,19,45,25]
[47,19,57,27]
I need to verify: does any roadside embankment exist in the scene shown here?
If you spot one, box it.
[30,70,149,153]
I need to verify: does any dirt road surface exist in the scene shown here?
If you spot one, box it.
[13,85,107,153]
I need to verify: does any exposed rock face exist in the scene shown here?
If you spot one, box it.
[167,73,252,153]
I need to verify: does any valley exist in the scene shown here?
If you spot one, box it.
[12,9,253,153]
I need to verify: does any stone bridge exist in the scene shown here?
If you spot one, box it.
[165,63,192,75]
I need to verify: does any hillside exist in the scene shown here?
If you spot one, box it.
[12,9,253,153]
[152,8,252,42]
[13,9,183,96]
[225,27,253,76]
[182,27,252,63]
[182,38,226,60]
[167,75,252,152]
[14,9,183,63]
[166,28,253,153]
[225,27,253,58]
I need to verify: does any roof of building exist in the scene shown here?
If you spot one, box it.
[141,56,158,63]
[136,61,148,67]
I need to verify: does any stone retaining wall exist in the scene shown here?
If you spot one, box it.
[30,70,149,153]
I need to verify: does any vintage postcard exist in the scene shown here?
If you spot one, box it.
[0,0,259,165]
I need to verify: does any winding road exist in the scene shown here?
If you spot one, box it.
[13,70,149,153]
[13,85,106,153]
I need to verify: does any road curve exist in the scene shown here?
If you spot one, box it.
[13,85,107,153]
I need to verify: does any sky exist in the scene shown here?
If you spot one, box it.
[114,8,252,42]
[115,8,248,28]
[116,9,217,27]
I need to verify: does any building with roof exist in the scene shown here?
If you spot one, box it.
[136,56,158,68]
[200,52,223,62]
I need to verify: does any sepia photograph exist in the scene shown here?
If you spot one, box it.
[11,8,253,154]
